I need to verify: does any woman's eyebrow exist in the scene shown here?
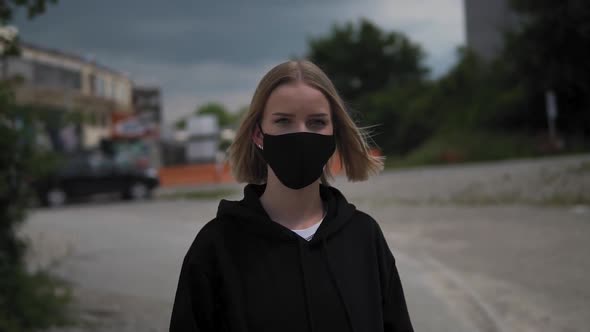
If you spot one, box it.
[271,112,329,117]
[271,112,295,117]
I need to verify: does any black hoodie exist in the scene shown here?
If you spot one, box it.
[169,183,414,332]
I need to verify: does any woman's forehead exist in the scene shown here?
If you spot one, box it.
[265,82,331,116]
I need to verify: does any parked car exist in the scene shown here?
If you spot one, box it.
[33,150,159,207]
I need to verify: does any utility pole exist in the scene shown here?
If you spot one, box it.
[545,89,561,149]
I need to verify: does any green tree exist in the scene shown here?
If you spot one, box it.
[357,80,437,155]
[432,48,526,132]
[196,102,232,128]
[174,117,186,130]
[0,0,58,22]
[503,0,590,138]
[307,18,428,102]
[175,103,235,130]
[357,48,527,156]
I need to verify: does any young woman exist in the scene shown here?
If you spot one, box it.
[170,60,414,332]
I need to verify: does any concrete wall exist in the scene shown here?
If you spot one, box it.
[464,0,520,60]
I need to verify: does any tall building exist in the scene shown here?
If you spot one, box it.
[2,41,134,150]
[132,86,162,134]
[463,0,520,60]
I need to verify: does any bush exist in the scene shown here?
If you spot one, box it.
[0,266,73,331]
[0,81,71,331]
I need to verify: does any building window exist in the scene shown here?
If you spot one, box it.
[101,113,108,127]
[89,73,96,94]
[95,76,106,97]
[32,62,82,90]
[117,83,129,104]
[111,81,116,100]
[150,95,160,107]
[89,112,97,126]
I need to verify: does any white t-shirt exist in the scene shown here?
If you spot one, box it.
[292,214,325,241]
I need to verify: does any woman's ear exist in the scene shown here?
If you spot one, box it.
[252,125,263,149]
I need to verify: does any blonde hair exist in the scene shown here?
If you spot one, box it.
[228,59,383,185]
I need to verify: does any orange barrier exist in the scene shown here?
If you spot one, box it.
[158,163,235,187]
[158,149,381,187]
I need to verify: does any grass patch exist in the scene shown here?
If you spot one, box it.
[384,131,589,170]
[160,188,239,201]
[385,131,540,169]
[0,266,74,332]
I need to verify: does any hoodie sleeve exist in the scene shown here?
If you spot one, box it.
[169,253,217,332]
[374,222,414,332]
[383,259,414,332]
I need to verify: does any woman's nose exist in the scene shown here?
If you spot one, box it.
[295,122,310,133]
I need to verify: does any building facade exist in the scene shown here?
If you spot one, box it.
[463,0,520,60]
[2,41,134,150]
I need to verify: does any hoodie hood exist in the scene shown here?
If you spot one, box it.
[216,183,357,244]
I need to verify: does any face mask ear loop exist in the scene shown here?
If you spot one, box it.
[256,122,264,150]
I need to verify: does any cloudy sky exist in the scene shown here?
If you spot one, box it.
[13,0,465,125]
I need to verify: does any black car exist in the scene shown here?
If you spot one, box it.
[34,150,159,207]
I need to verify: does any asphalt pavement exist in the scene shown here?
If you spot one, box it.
[20,154,590,332]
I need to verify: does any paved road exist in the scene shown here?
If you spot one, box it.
[23,199,476,332]
[20,154,590,332]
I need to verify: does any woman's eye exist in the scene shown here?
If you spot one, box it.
[274,118,289,124]
[310,119,327,127]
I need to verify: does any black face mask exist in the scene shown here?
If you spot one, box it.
[257,123,336,190]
